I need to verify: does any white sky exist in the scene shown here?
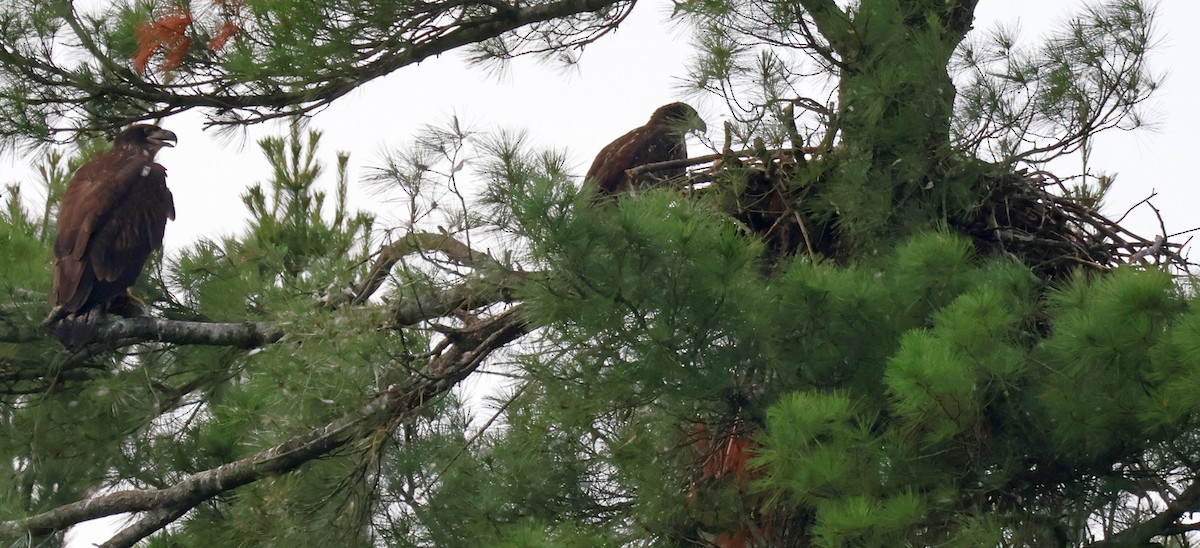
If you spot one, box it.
[42,0,1200,544]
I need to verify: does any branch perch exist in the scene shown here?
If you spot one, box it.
[0,317,282,347]
[0,266,528,349]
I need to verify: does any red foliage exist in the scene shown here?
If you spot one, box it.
[690,421,774,546]
[713,528,754,548]
[696,422,756,486]
[133,7,193,75]
[209,0,245,52]
[208,20,239,52]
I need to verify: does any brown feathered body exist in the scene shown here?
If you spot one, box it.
[586,102,706,194]
[48,124,177,349]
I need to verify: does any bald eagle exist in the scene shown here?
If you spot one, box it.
[46,124,178,349]
[585,102,706,194]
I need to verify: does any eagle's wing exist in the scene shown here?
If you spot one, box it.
[586,124,686,194]
[587,126,654,193]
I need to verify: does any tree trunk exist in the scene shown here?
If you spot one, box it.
[809,0,979,245]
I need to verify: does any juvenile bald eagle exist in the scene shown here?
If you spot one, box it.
[586,102,706,194]
[46,124,178,349]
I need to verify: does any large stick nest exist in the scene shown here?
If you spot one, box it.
[629,146,1191,280]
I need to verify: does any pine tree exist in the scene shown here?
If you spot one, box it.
[0,0,1191,546]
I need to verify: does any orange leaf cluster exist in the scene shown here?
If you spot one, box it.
[693,422,756,485]
[688,421,773,547]
[208,21,239,52]
[208,0,245,52]
[713,528,757,548]
[703,433,754,484]
[133,7,193,75]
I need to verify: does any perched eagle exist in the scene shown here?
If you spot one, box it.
[46,124,178,349]
[585,102,707,194]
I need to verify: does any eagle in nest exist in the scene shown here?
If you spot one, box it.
[45,124,178,349]
[586,102,706,194]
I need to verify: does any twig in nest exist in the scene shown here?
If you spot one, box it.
[1127,235,1165,264]
[627,146,821,180]
[793,211,816,259]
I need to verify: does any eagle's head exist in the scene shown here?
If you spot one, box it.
[651,102,707,135]
[114,124,178,155]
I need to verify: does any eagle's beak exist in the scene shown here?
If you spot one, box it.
[149,129,178,148]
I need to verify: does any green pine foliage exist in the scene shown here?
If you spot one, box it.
[460,146,1198,544]
[0,0,633,138]
[0,123,405,547]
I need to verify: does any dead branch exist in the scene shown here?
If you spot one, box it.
[339,231,502,307]
[390,268,529,328]
[1127,235,1165,264]
[626,146,822,179]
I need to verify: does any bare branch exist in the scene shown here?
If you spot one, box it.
[101,506,189,548]
[343,231,502,306]
[1085,479,1200,546]
[390,268,529,327]
[1127,235,1165,264]
[0,317,282,348]
[1,261,529,352]
[626,146,820,179]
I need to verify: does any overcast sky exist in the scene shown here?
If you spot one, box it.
[39,0,1199,544]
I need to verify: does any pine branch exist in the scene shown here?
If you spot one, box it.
[0,306,529,546]
[390,268,527,327]
[0,270,526,395]
[92,318,282,348]
[5,0,634,138]
[0,317,282,347]
[0,267,526,350]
